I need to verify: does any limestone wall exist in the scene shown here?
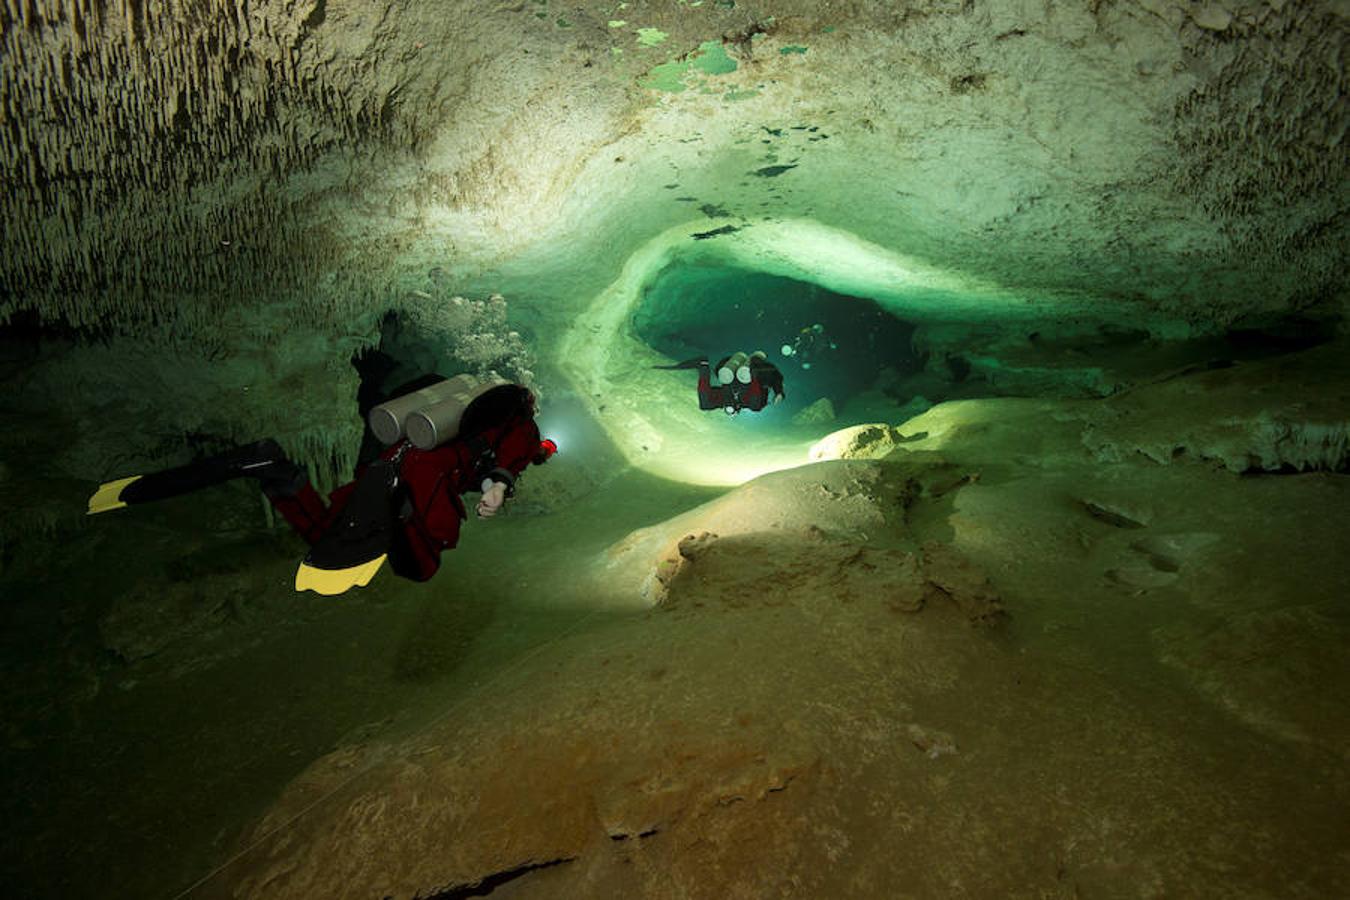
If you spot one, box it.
[1,0,1345,474]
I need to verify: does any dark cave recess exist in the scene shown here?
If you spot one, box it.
[631,261,1344,410]
[632,262,921,408]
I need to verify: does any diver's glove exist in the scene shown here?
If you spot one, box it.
[477,480,508,518]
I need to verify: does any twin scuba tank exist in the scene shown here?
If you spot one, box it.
[716,350,772,415]
[368,373,507,450]
[717,350,768,386]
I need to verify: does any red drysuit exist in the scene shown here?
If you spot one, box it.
[269,413,542,581]
[698,364,770,413]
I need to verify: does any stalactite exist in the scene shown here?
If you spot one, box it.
[1,0,382,332]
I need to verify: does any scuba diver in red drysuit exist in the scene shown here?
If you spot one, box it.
[88,381,556,593]
[656,351,786,416]
[267,383,554,583]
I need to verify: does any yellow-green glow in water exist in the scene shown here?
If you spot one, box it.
[558,217,1037,485]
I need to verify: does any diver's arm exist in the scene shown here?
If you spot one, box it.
[759,365,785,401]
[476,418,542,517]
[492,418,542,483]
[477,479,508,518]
[746,380,769,411]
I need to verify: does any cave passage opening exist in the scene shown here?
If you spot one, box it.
[632,260,923,421]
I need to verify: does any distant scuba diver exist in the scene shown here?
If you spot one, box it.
[655,350,786,415]
[780,323,836,370]
[87,375,557,596]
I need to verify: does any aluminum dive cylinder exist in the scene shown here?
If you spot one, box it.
[718,351,749,385]
[405,374,508,450]
[368,376,468,446]
[738,350,767,384]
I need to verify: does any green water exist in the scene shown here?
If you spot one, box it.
[633,260,921,412]
[0,394,722,900]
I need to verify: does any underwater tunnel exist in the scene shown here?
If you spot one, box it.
[1,2,1348,898]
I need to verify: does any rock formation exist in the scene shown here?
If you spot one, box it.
[0,2,1346,898]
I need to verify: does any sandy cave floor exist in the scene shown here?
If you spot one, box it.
[2,370,1350,899]
[0,440,724,898]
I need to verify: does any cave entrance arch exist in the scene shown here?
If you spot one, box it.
[555,218,1055,485]
[632,260,924,419]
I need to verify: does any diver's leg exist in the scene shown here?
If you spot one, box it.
[90,439,299,514]
[244,446,342,545]
[650,356,708,371]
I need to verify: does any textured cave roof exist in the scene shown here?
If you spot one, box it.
[0,0,1346,342]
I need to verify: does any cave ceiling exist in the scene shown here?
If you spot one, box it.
[0,0,1344,501]
[1,1,1344,341]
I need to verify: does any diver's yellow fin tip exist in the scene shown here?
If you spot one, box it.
[295,554,388,596]
[87,476,142,515]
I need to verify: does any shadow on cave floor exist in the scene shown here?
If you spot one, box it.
[0,427,723,900]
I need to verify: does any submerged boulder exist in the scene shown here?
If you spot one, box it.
[791,397,836,425]
[808,422,929,462]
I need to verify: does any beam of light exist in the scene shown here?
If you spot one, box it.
[534,414,574,456]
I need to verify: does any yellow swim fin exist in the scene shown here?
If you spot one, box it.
[87,476,143,515]
[295,554,388,596]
